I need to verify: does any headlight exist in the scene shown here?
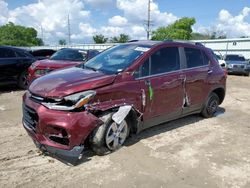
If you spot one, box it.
[30,63,37,70]
[42,90,96,111]
[227,64,233,68]
[35,69,52,76]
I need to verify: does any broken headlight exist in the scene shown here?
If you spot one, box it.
[42,90,96,111]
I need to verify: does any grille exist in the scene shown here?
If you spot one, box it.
[233,65,245,69]
[23,104,39,132]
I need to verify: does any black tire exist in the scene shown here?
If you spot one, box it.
[201,92,220,118]
[90,113,130,156]
[244,73,249,77]
[18,70,28,89]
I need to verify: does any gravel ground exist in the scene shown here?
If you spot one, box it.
[0,75,250,188]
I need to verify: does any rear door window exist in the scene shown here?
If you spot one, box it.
[185,48,206,68]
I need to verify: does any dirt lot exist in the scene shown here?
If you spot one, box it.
[0,75,250,188]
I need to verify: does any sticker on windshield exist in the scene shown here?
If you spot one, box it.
[134,47,150,52]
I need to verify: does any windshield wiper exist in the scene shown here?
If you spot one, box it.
[84,65,98,72]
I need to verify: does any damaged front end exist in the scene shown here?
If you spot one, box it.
[23,89,142,164]
[22,91,105,164]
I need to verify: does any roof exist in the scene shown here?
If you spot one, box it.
[127,40,206,48]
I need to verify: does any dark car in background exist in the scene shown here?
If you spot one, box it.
[0,46,36,89]
[28,48,100,83]
[224,54,250,76]
[29,49,56,60]
[23,40,226,163]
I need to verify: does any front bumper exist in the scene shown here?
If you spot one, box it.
[33,138,84,164]
[227,67,250,74]
[22,92,102,163]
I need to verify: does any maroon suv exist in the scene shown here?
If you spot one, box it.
[22,40,226,163]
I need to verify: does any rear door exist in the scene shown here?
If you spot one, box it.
[135,46,184,128]
[181,47,211,114]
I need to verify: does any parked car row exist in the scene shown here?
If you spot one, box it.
[215,53,250,76]
[0,46,100,89]
[29,49,56,60]
[224,54,250,76]
[28,48,99,82]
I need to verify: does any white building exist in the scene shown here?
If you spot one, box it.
[30,38,250,59]
[195,38,250,59]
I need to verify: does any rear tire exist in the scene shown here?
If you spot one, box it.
[18,70,28,89]
[201,92,220,118]
[90,113,129,156]
[244,73,249,76]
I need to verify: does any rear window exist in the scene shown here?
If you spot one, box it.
[216,55,222,60]
[50,49,86,61]
[185,48,208,68]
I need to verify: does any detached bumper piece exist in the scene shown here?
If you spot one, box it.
[33,140,85,165]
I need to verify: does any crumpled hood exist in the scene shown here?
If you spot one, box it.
[29,67,116,98]
[33,59,82,69]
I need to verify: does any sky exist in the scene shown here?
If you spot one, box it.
[0,0,250,45]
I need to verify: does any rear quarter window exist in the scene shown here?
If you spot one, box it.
[185,48,208,68]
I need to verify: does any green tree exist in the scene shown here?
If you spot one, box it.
[210,31,226,39]
[151,17,196,41]
[58,39,66,45]
[0,22,43,46]
[191,33,211,40]
[93,34,108,43]
[110,34,130,43]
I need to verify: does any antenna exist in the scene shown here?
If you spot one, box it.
[67,14,71,45]
[145,0,153,40]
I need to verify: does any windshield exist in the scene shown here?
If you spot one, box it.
[216,55,222,60]
[50,49,87,61]
[225,55,245,61]
[84,44,151,74]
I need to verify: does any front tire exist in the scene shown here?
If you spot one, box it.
[90,114,129,155]
[18,70,28,89]
[201,92,220,118]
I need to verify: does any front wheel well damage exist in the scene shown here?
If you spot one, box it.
[86,106,141,145]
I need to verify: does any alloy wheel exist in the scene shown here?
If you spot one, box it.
[105,120,128,151]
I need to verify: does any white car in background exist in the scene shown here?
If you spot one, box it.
[215,53,226,67]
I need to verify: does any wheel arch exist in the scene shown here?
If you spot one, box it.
[211,87,225,105]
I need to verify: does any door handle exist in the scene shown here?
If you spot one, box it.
[145,80,151,86]
[208,70,213,74]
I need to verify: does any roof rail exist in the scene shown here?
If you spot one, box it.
[163,39,204,46]
[194,42,204,46]
[128,40,139,42]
